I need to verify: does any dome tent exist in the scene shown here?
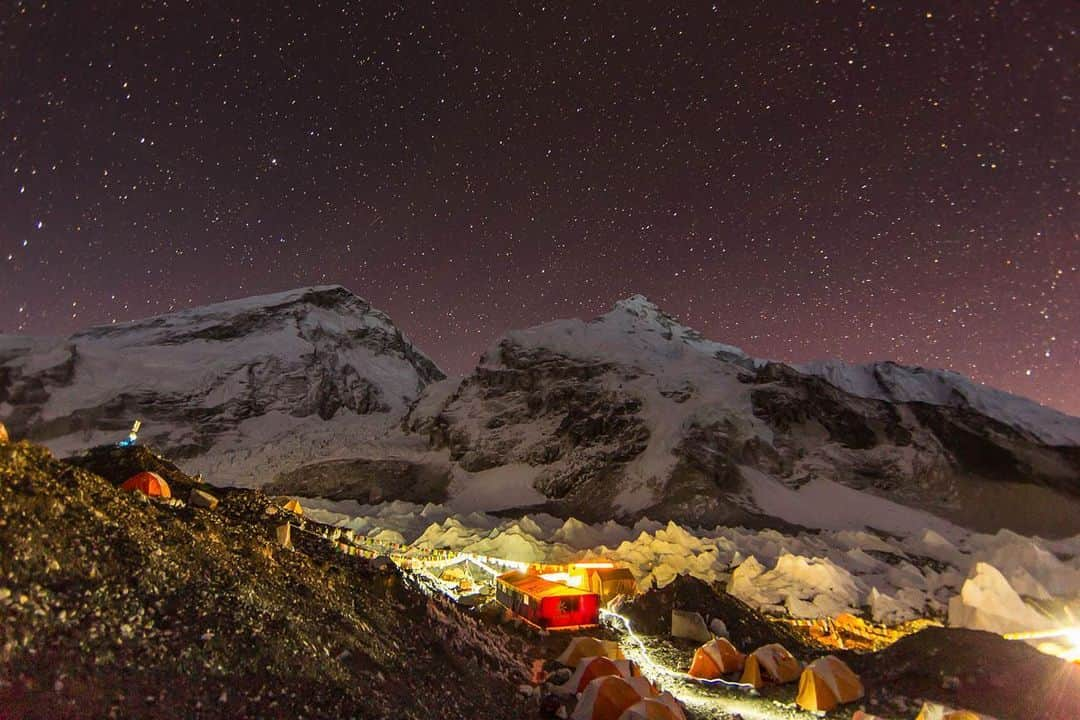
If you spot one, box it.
[739,643,801,689]
[618,692,687,720]
[688,637,745,678]
[795,655,864,712]
[560,656,644,695]
[571,675,655,720]
[558,636,625,667]
[120,471,171,498]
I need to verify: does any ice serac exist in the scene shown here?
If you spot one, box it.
[404,295,1080,535]
[0,286,444,486]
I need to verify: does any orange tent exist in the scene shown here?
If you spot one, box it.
[740,643,801,689]
[120,471,171,498]
[795,655,864,712]
[281,498,304,515]
[565,656,622,694]
[558,636,625,667]
[688,637,745,678]
[562,657,644,695]
[617,693,687,720]
[571,675,654,720]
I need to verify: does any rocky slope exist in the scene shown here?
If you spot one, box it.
[0,440,530,720]
[0,286,443,486]
[395,296,1080,535]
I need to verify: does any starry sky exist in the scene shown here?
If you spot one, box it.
[1,2,1077,415]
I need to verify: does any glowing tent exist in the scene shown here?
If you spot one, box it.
[0,421,8,443]
[496,570,600,628]
[688,637,745,678]
[558,636,625,667]
[561,656,644,694]
[739,643,801,689]
[571,675,655,720]
[916,702,988,720]
[572,565,638,604]
[617,693,687,720]
[281,498,304,515]
[795,655,864,712]
[120,471,171,498]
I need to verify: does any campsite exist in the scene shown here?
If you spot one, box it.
[3,0,1077,716]
[3,425,1078,719]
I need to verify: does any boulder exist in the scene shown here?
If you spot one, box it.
[671,609,713,643]
[189,489,219,510]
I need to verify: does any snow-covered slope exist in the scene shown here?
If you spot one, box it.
[401,296,1080,535]
[798,359,1080,446]
[0,286,443,485]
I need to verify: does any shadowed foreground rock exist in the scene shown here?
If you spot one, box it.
[0,441,529,720]
[850,627,1080,720]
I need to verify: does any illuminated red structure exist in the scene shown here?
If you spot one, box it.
[495,570,599,628]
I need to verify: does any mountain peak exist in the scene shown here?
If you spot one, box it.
[614,294,661,315]
[605,294,755,366]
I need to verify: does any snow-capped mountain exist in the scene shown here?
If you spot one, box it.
[0,286,443,485]
[4,289,1077,535]
[398,296,1080,536]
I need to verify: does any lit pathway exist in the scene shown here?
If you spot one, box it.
[601,610,818,720]
[326,527,820,720]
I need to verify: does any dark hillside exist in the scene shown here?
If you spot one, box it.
[0,441,529,720]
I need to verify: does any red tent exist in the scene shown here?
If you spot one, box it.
[120,471,171,498]
[495,570,599,628]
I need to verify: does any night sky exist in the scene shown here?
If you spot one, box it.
[1,2,1076,414]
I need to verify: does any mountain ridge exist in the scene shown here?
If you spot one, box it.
[0,286,444,486]
[2,286,1077,535]
[395,294,1080,535]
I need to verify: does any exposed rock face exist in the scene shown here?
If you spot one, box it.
[748,363,1080,528]
[404,296,1080,534]
[0,286,443,486]
[265,457,451,505]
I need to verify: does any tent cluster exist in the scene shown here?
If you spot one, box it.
[550,637,686,720]
[687,637,864,713]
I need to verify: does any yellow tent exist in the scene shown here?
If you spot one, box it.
[571,675,655,720]
[739,643,801,689]
[688,637,745,679]
[281,498,304,515]
[795,655,864,712]
[916,702,987,720]
[617,693,686,720]
[558,636,625,667]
